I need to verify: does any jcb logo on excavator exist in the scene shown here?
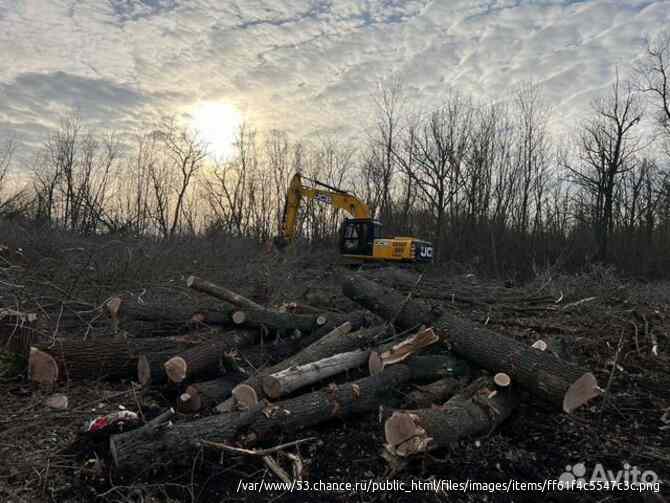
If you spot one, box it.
[419,247,433,259]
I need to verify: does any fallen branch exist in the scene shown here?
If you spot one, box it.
[202,437,317,457]
[187,276,264,310]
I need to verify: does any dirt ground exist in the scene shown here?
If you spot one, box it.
[1,226,669,503]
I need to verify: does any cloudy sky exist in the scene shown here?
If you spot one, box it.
[1,0,669,157]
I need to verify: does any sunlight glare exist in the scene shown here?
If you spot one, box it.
[189,101,242,160]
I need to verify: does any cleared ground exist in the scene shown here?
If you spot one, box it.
[0,223,668,502]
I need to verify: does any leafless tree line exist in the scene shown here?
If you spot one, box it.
[1,32,670,277]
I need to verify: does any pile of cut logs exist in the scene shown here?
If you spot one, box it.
[2,271,602,477]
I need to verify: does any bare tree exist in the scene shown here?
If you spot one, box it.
[0,136,15,191]
[396,94,473,256]
[367,76,405,224]
[636,31,670,151]
[513,82,552,235]
[0,136,28,217]
[145,118,208,238]
[566,73,644,261]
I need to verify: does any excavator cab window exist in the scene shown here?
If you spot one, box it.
[340,219,375,256]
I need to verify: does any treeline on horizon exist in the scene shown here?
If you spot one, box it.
[1,33,670,280]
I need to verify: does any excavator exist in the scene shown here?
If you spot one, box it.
[274,173,433,263]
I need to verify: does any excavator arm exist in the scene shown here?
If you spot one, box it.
[277,173,370,243]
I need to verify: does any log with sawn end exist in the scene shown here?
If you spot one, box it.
[177,374,247,413]
[162,329,260,385]
[343,274,601,413]
[384,376,518,457]
[215,321,390,412]
[231,308,327,333]
[107,296,235,335]
[260,327,450,401]
[110,355,459,472]
[33,334,203,382]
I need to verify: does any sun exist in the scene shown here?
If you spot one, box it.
[189,101,242,159]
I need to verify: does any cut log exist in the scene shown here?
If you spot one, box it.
[261,348,370,400]
[494,372,511,387]
[28,347,59,387]
[231,309,326,333]
[45,393,69,410]
[176,374,246,413]
[33,333,206,383]
[259,327,446,401]
[432,313,600,413]
[138,351,176,386]
[34,337,134,381]
[215,322,392,412]
[345,275,601,413]
[405,377,462,408]
[342,275,439,331]
[110,355,458,472]
[232,384,258,409]
[385,377,518,458]
[162,329,259,385]
[531,340,548,351]
[107,296,235,334]
[187,276,264,310]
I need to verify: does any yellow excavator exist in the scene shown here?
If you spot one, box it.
[275,173,433,263]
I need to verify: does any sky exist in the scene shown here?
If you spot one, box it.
[1,0,669,158]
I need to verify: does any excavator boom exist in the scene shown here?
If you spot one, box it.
[278,173,370,241]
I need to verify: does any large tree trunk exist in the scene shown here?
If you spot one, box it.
[342,275,439,331]
[215,323,391,412]
[384,377,518,457]
[344,275,601,413]
[33,333,218,382]
[107,297,235,335]
[110,355,458,472]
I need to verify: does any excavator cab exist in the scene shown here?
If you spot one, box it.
[339,218,383,257]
